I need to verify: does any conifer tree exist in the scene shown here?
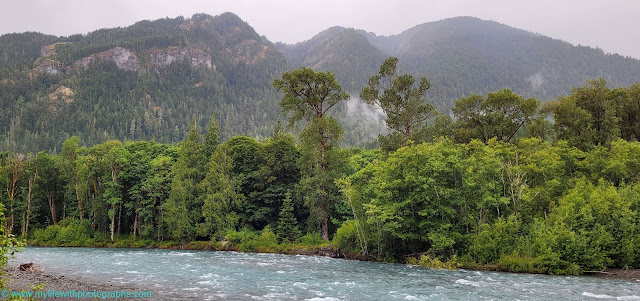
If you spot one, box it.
[277,193,301,243]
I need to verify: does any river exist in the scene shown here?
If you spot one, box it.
[9,247,640,300]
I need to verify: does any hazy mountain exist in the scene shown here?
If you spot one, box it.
[281,16,640,110]
[2,13,640,153]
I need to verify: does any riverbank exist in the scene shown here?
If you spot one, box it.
[4,266,159,300]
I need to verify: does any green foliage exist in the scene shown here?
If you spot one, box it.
[32,217,93,246]
[273,67,349,241]
[407,254,460,270]
[452,89,539,143]
[361,56,435,151]
[332,220,362,253]
[277,193,301,243]
[298,233,327,247]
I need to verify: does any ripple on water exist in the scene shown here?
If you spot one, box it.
[455,279,482,287]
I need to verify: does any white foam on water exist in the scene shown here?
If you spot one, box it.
[305,298,342,301]
[182,287,203,291]
[197,280,215,285]
[404,295,419,300]
[617,296,640,300]
[276,270,285,274]
[582,292,614,299]
[125,270,141,274]
[455,279,482,287]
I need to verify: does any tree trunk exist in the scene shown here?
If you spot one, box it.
[24,169,37,237]
[133,211,138,240]
[117,202,122,234]
[110,203,115,242]
[47,192,57,225]
[75,180,84,221]
[321,216,329,241]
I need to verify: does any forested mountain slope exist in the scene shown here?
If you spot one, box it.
[281,17,640,111]
[2,14,640,153]
[0,13,287,153]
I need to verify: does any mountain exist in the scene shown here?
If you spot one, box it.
[280,17,640,111]
[2,14,640,153]
[0,13,288,153]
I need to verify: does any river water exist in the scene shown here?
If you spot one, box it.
[10,247,640,300]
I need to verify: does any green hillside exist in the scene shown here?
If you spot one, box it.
[0,13,287,153]
[2,14,640,153]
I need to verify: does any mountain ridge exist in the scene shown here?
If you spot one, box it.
[1,12,639,153]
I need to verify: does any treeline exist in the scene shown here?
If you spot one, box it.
[2,58,640,275]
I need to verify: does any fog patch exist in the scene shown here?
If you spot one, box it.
[526,72,544,90]
[346,97,387,127]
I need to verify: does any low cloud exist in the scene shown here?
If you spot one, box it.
[526,72,544,90]
[346,97,387,127]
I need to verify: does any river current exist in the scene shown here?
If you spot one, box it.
[10,247,640,300]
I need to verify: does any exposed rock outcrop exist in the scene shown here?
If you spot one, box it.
[148,47,213,70]
[33,59,67,75]
[49,86,75,103]
[74,47,140,71]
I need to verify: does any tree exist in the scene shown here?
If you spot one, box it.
[100,140,129,241]
[61,136,85,220]
[21,153,38,238]
[276,192,301,243]
[34,152,62,225]
[197,144,244,238]
[203,113,221,161]
[360,57,435,151]
[453,89,538,143]
[163,118,203,241]
[543,79,620,149]
[3,153,23,235]
[273,67,349,241]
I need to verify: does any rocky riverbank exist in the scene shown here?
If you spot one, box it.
[4,265,158,300]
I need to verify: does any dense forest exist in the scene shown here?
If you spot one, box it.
[2,52,640,275]
[2,13,640,154]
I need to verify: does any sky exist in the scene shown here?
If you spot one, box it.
[2,0,639,59]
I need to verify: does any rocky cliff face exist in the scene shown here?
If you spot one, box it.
[148,47,213,70]
[32,43,68,75]
[74,47,140,71]
[33,58,67,75]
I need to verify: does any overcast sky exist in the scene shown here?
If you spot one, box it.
[2,0,639,59]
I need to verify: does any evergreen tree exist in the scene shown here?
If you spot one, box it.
[163,118,202,241]
[203,113,221,161]
[197,144,244,238]
[277,193,301,243]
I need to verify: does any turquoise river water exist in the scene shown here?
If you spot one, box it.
[9,247,640,300]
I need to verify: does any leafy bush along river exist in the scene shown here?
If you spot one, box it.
[3,63,640,277]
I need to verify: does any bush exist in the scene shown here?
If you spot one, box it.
[33,225,61,244]
[256,227,279,252]
[333,220,363,253]
[298,233,326,246]
[407,254,459,270]
[225,228,258,252]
